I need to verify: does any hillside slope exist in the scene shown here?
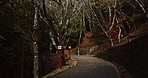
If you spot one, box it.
[97,33,148,78]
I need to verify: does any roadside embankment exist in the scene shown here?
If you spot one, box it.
[96,33,148,78]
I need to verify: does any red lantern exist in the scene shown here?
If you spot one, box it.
[58,45,62,50]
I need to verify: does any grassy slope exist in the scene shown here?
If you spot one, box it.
[96,33,148,78]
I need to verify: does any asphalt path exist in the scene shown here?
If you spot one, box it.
[49,55,119,78]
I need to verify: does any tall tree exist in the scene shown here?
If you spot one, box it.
[33,0,39,78]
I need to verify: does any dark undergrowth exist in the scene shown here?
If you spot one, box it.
[96,33,148,78]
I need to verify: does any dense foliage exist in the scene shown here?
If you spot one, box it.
[0,0,82,78]
[0,1,34,78]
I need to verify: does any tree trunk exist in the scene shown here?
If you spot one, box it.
[78,30,82,56]
[33,1,39,78]
[118,26,122,43]
[21,51,24,78]
[110,39,114,47]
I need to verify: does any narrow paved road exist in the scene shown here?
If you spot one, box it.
[49,55,119,78]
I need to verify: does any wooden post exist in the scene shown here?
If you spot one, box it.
[58,45,62,69]
[58,49,62,69]
[68,46,71,60]
[69,50,71,60]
